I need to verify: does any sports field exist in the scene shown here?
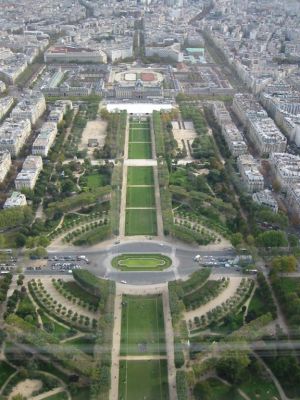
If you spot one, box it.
[120,295,166,355]
[126,186,155,207]
[129,128,151,142]
[111,253,172,271]
[127,166,154,185]
[128,142,152,159]
[118,360,169,400]
[125,209,157,235]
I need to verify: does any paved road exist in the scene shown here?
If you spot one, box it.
[23,240,240,285]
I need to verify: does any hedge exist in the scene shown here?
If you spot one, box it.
[46,186,111,217]
[176,371,189,400]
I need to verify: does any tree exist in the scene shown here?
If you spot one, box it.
[37,236,50,247]
[256,230,288,248]
[271,255,297,272]
[15,233,27,247]
[194,381,212,400]
[230,232,243,247]
[216,350,250,383]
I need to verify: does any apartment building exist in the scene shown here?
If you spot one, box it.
[286,183,300,217]
[44,46,107,64]
[0,119,31,156]
[252,189,278,213]
[4,191,27,209]
[211,101,247,157]
[0,150,11,183]
[222,124,248,157]
[32,122,57,157]
[269,152,300,189]
[15,155,43,190]
[0,96,13,119]
[237,154,264,192]
[11,92,46,125]
[247,114,287,155]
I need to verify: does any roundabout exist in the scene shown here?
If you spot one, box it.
[111,253,172,271]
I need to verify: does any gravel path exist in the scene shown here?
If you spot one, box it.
[39,277,98,320]
[184,277,242,322]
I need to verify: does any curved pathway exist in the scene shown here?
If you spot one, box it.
[184,276,242,323]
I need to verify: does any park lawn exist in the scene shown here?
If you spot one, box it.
[278,277,300,293]
[126,186,155,208]
[112,254,172,271]
[125,209,157,236]
[246,288,270,321]
[0,361,15,387]
[86,173,103,189]
[128,142,152,159]
[118,360,169,400]
[62,281,100,306]
[239,363,280,400]
[38,310,74,340]
[200,378,244,400]
[42,392,68,400]
[120,295,165,356]
[129,128,151,142]
[65,334,96,356]
[130,121,149,129]
[127,166,154,185]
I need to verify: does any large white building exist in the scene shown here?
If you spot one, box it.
[44,46,107,64]
[211,101,247,157]
[32,122,58,157]
[15,155,43,190]
[237,154,264,192]
[11,92,46,125]
[0,96,14,120]
[247,114,287,156]
[232,93,287,155]
[252,189,278,213]
[269,152,300,189]
[145,43,183,62]
[286,183,300,217]
[4,191,27,209]
[0,150,11,183]
[0,119,31,156]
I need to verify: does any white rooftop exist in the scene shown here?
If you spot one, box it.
[105,102,174,114]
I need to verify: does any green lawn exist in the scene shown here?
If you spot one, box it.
[62,281,100,307]
[127,166,154,185]
[196,378,244,400]
[120,295,165,356]
[128,142,152,159]
[239,362,280,400]
[119,360,169,400]
[86,174,103,189]
[112,254,172,271]
[129,128,151,142]
[65,334,96,356]
[126,186,155,208]
[38,310,74,340]
[125,209,157,236]
[0,361,15,387]
[130,121,149,129]
[43,392,68,400]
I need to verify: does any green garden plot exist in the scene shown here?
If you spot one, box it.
[126,186,155,208]
[127,166,154,185]
[118,360,169,400]
[129,128,151,142]
[130,121,150,129]
[111,253,172,271]
[128,142,152,159]
[125,209,157,235]
[120,295,166,356]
